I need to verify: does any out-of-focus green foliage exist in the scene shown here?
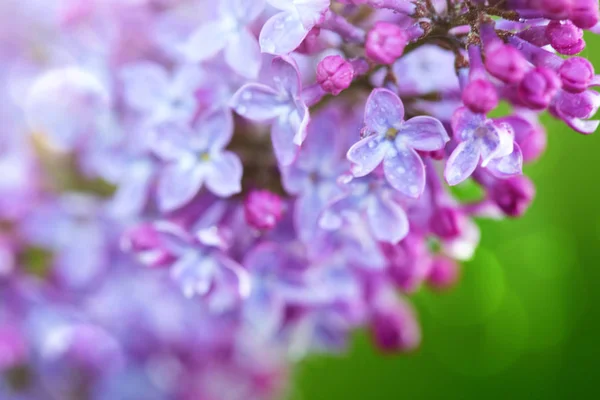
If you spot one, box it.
[293,33,600,400]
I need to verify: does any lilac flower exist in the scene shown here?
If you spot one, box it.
[445,108,523,186]
[259,0,330,55]
[231,56,309,165]
[151,110,242,212]
[347,88,449,198]
[120,62,203,125]
[180,0,265,78]
[320,174,410,244]
[24,67,110,151]
[282,108,349,242]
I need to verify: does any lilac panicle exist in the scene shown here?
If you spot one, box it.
[1,0,599,397]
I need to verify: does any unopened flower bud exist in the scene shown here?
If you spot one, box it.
[244,190,284,230]
[490,176,535,217]
[365,22,408,65]
[484,42,528,83]
[371,302,421,353]
[518,67,562,110]
[462,79,499,114]
[545,21,586,55]
[558,57,595,93]
[316,55,354,96]
[427,257,460,290]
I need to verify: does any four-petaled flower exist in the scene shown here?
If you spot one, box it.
[180,0,265,78]
[231,56,309,165]
[151,110,243,212]
[444,107,523,186]
[347,88,449,198]
[120,62,203,125]
[259,0,330,55]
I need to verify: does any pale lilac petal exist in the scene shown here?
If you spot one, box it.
[179,21,231,62]
[157,163,206,212]
[205,151,243,197]
[451,107,485,141]
[291,103,310,146]
[364,88,405,134]
[397,116,449,151]
[271,56,302,96]
[150,122,193,161]
[295,0,330,27]
[191,109,234,152]
[171,251,217,298]
[480,122,514,166]
[108,161,154,218]
[383,147,426,198]
[444,140,481,186]
[272,115,300,166]
[367,195,409,244]
[486,144,523,178]
[294,191,326,243]
[267,0,295,11]
[347,135,388,177]
[120,62,169,112]
[259,11,308,55]
[225,0,266,24]
[225,29,262,79]
[230,83,287,121]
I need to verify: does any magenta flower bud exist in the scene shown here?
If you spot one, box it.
[518,67,562,110]
[365,22,408,65]
[430,207,465,240]
[541,0,571,18]
[371,303,421,353]
[462,79,499,114]
[427,257,459,290]
[558,57,595,93]
[570,0,600,29]
[120,223,176,268]
[484,42,528,83]
[497,115,547,163]
[244,190,284,230]
[545,21,586,55]
[0,326,27,371]
[490,176,535,217]
[316,55,354,96]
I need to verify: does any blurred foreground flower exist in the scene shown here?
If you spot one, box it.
[0,0,598,398]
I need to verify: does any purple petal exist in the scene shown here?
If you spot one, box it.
[347,135,388,177]
[397,116,449,151]
[367,195,409,244]
[294,191,326,243]
[179,21,231,62]
[150,122,194,161]
[272,112,301,166]
[486,144,523,178]
[259,11,308,55]
[451,107,485,142]
[224,0,266,23]
[225,29,262,79]
[480,122,514,166]
[364,88,405,134]
[120,62,169,112]
[205,151,243,197]
[191,109,234,152]
[383,146,426,198]
[271,56,302,96]
[230,83,287,121]
[171,251,217,298]
[444,140,481,186]
[157,163,206,212]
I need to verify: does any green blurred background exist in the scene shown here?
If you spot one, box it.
[291,33,600,399]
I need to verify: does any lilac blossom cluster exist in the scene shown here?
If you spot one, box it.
[1,0,598,398]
